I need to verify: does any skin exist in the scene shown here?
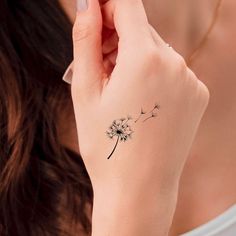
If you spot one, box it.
[58,0,236,235]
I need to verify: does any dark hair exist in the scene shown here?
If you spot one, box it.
[0,0,93,235]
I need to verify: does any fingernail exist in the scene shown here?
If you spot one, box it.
[62,62,73,84]
[77,0,88,12]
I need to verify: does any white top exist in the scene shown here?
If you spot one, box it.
[181,204,236,236]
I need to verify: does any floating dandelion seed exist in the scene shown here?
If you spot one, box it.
[106,103,160,159]
[135,108,146,123]
[154,103,160,109]
[143,112,158,122]
[149,103,160,113]
[106,118,133,159]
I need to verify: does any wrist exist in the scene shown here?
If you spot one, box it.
[92,182,179,236]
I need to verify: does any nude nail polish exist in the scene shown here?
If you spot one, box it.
[77,0,88,12]
[62,62,73,84]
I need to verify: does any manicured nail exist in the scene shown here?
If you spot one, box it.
[77,0,88,12]
[62,62,73,84]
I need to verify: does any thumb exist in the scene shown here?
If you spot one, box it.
[72,0,104,100]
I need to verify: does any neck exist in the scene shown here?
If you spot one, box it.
[143,0,221,60]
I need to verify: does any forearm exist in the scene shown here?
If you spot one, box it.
[91,179,179,236]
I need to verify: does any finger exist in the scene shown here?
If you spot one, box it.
[102,31,119,54]
[148,24,166,47]
[101,0,152,44]
[104,49,117,68]
[72,0,104,98]
[103,49,118,75]
[101,2,115,29]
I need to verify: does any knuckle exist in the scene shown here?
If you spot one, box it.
[72,23,91,42]
[138,44,163,72]
[187,69,200,86]
[196,80,210,105]
[187,69,210,107]
[144,45,162,62]
[174,54,188,75]
[72,15,101,43]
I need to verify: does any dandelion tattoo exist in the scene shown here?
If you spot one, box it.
[143,111,158,122]
[149,102,160,113]
[106,103,160,159]
[134,108,146,123]
[106,117,134,159]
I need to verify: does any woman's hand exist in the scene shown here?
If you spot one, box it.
[71,0,209,234]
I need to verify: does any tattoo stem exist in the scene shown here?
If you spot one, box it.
[143,116,153,122]
[149,106,160,113]
[135,108,146,123]
[143,113,157,122]
[134,114,142,123]
[107,136,120,159]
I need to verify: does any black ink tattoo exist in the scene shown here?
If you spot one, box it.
[106,102,160,159]
[143,111,158,122]
[141,103,160,122]
[151,103,160,112]
[134,108,146,123]
[106,116,134,159]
